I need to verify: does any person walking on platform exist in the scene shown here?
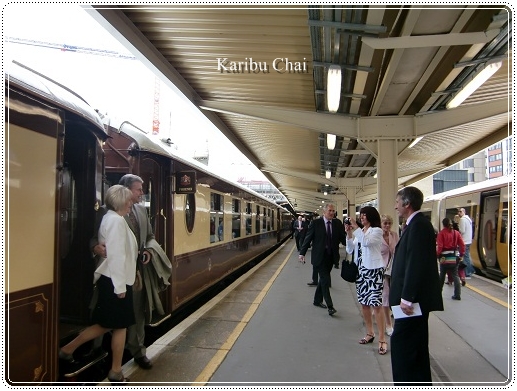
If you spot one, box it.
[437,217,465,300]
[389,186,443,386]
[60,185,137,384]
[458,208,475,277]
[299,203,346,316]
[91,174,172,370]
[380,214,398,337]
[446,215,467,286]
[294,216,308,252]
[345,206,387,355]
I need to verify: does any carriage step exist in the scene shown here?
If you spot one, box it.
[62,350,108,378]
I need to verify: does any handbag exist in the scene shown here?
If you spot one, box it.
[384,253,393,277]
[341,259,358,283]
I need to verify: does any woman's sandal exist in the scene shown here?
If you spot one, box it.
[359,333,375,344]
[378,341,388,355]
[108,370,129,385]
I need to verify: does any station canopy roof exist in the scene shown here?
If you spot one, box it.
[91,5,511,215]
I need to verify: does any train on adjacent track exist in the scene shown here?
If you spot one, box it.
[421,176,512,281]
[6,61,293,385]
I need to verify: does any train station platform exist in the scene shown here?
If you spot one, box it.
[105,239,511,387]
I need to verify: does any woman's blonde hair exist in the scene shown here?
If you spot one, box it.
[381,214,393,224]
[105,185,133,212]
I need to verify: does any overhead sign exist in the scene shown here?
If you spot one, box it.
[176,171,196,194]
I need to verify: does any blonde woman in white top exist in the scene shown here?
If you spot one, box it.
[346,206,387,355]
[59,185,137,384]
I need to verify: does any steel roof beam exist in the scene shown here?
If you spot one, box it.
[198,98,508,141]
[361,29,500,50]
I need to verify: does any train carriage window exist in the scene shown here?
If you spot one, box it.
[255,205,261,233]
[210,193,223,243]
[245,202,252,235]
[185,193,195,233]
[499,203,508,244]
[262,207,267,231]
[232,199,241,239]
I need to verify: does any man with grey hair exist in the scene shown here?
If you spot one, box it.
[389,186,443,385]
[457,208,474,277]
[298,203,346,316]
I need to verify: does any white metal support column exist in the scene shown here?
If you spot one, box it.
[332,195,347,220]
[377,139,398,217]
[345,188,357,219]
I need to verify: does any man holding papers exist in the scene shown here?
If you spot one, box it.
[389,187,443,386]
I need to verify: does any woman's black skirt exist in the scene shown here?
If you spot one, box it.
[91,275,136,329]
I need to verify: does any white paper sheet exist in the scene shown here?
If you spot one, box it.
[391,303,422,319]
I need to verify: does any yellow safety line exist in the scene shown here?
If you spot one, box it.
[191,244,296,386]
[466,284,512,309]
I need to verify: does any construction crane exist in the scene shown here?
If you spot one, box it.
[7,36,162,135]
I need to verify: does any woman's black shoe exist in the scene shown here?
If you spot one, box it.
[108,370,129,385]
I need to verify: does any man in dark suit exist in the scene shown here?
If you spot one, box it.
[389,186,444,385]
[299,203,346,316]
[293,216,308,251]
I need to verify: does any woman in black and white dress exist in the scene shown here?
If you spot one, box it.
[346,206,387,355]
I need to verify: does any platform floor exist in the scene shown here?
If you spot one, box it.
[103,238,511,387]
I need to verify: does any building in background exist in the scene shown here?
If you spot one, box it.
[432,150,487,193]
[487,136,513,179]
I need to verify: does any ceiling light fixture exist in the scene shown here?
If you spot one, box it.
[327,133,336,150]
[327,65,342,113]
[325,170,331,179]
[446,61,502,109]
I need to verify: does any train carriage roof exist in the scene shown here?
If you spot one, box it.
[110,118,290,211]
[5,61,107,137]
[424,175,512,203]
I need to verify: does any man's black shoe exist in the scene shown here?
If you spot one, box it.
[134,356,153,369]
[313,302,327,309]
[328,307,337,316]
[307,281,317,286]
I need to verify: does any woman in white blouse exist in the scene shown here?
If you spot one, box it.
[346,206,387,355]
[59,185,137,384]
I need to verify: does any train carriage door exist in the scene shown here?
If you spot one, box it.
[138,155,173,319]
[58,128,103,334]
[478,190,504,278]
[7,95,64,383]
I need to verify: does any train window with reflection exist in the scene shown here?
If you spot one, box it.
[262,207,267,231]
[255,205,261,233]
[500,203,508,244]
[232,199,241,239]
[185,193,195,233]
[272,210,275,230]
[210,193,223,243]
[245,202,252,235]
